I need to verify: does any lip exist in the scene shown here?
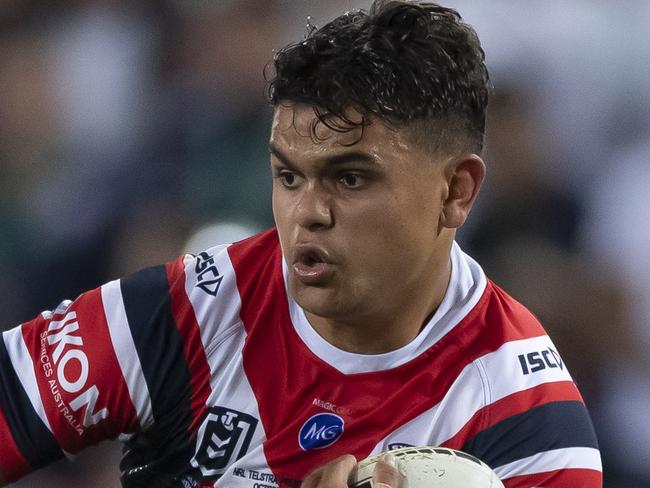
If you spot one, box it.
[291,244,335,286]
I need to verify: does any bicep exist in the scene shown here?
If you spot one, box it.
[0,268,170,484]
[461,393,601,486]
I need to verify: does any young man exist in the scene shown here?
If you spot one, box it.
[0,1,601,487]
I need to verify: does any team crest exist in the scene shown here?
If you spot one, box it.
[190,406,258,481]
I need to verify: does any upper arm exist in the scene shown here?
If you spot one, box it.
[0,256,193,484]
[439,334,602,487]
[0,242,256,484]
[465,336,602,486]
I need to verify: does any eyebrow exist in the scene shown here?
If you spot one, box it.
[269,143,379,169]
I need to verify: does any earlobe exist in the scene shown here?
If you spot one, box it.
[440,154,486,229]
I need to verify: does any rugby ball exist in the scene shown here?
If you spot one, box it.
[348,446,504,488]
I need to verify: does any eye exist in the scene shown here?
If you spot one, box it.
[339,172,364,189]
[276,170,300,189]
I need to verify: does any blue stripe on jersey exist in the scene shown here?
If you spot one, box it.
[461,400,599,468]
[0,335,63,469]
[119,266,193,459]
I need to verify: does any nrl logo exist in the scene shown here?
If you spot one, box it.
[190,406,258,481]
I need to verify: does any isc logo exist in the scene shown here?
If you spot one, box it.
[299,413,345,450]
[195,252,223,296]
[518,347,564,375]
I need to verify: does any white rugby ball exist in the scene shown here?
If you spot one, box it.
[348,446,504,488]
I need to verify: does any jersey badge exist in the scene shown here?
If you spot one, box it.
[190,406,258,481]
[298,413,345,450]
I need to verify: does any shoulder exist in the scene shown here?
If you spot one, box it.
[226,227,282,275]
[442,270,584,432]
[177,227,281,295]
[456,283,601,484]
[168,228,282,343]
[445,244,547,350]
[222,228,284,303]
[467,280,573,401]
[480,279,547,341]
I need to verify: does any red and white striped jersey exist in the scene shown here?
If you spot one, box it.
[0,229,602,487]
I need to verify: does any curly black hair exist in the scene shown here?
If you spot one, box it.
[267,0,490,155]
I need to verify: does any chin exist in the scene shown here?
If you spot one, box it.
[290,283,345,318]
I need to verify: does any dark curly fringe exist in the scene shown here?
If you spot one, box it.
[266,0,490,153]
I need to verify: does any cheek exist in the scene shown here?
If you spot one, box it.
[272,189,290,226]
[343,195,441,267]
[271,192,280,223]
[341,204,415,265]
[272,192,292,255]
[353,190,440,237]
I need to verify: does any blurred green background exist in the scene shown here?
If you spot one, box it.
[1,1,649,486]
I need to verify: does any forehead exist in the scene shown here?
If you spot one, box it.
[270,104,415,160]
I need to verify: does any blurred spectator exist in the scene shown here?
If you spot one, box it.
[0,26,53,324]
[448,0,650,192]
[155,0,282,230]
[0,1,162,323]
[580,139,650,485]
[463,85,582,263]
[1,1,649,486]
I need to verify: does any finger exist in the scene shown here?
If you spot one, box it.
[319,455,357,487]
[371,453,404,488]
[300,467,323,488]
[301,454,357,488]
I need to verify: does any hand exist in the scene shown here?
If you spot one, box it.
[300,453,403,488]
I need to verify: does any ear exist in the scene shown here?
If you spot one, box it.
[440,154,486,229]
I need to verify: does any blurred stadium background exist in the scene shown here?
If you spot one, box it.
[1,0,648,486]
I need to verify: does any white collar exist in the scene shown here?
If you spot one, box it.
[283,242,487,374]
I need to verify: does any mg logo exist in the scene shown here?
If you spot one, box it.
[299,413,345,450]
[190,406,258,481]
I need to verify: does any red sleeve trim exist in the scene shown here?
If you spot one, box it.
[442,381,583,449]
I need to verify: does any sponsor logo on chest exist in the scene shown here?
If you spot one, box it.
[298,412,345,450]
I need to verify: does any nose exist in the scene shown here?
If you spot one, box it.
[295,183,334,231]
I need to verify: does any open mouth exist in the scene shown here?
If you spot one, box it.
[292,246,332,284]
[299,250,325,267]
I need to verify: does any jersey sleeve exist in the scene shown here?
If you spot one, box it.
[446,333,603,487]
[432,281,604,487]
[0,251,215,484]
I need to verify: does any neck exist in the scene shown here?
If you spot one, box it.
[305,255,452,355]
